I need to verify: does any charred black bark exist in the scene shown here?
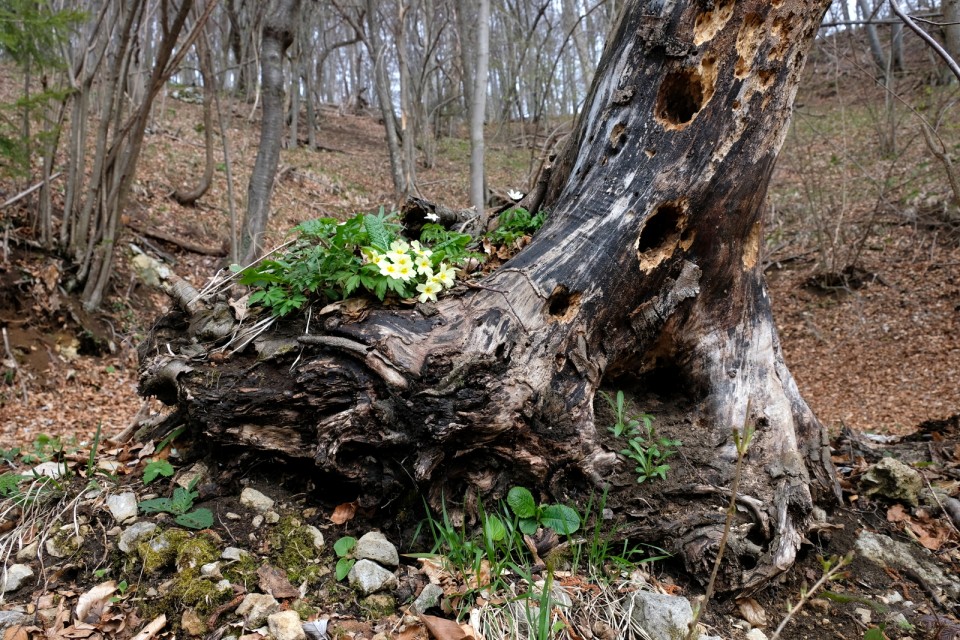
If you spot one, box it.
[138,0,838,592]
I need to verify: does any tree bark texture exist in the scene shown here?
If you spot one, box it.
[240,0,300,264]
[139,0,838,592]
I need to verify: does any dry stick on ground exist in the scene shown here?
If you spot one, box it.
[0,172,62,210]
[685,402,754,640]
[1,327,28,403]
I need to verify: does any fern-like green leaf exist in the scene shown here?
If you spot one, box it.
[364,214,391,251]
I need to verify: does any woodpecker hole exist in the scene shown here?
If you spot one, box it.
[637,200,690,271]
[546,284,581,321]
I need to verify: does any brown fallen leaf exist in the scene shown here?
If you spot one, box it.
[330,501,357,525]
[420,614,472,640]
[75,580,117,624]
[737,596,768,628]
[887,504,910,523]
[3,626,30,640]
[257,564,299,599]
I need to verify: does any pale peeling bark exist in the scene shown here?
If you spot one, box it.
[138,0,838,592]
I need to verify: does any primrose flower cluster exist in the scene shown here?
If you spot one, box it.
[364,239,457,303]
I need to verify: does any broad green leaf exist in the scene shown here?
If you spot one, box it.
[540,504,581,535]
[139,497,174,514]
[176,508,213,530]
[334,536,357,558]
[519,517,539,536]
[142,460,174,485]
[507,486,536,518]
[483,515,506,543]
[170,487,197,515]
[336,557,355,581]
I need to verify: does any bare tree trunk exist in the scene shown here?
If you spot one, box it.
[240,0,300,264]
[173,34,216,206]
[469,0,490,214]
[363,0,408,196]
[858,0,887,71]
[139,0,838,593]
[943,0,960,81]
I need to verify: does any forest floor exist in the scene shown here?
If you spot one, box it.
[1,40,960,640]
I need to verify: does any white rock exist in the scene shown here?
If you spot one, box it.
[348,559,398,595]
[264,510,281,524]
[629,591,697,640]
[200,562,222,578]
[411,583,444,614]
[97,459,122,473]
[31,461,66,478]
[854,607,872,625]
[45,534,82,558]
[240,487,275,512]
[2,564,34,593]
[221,547,250,561]
[118,522,157,553]
[236,593,279,627]
[252,515,264,528]
[856,530,960,598]
[176,462,210,489]
[15,540,39,562]
[745,629,768,640]
[303,525,324,550]
[267,610,307,640]
[106,492,138,523]
[354,532,399,567]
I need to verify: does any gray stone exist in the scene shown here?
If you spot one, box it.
[45,532,82,558]
[303,525,324,550]
[236,593,280,627]
[860,457,923,506]
[302,619,329,640]
[119,522,157,553]
[264,510,281,524]
[629,591,695,640]
[200,562,222,578]
[745,630,768,640]
[176,462,211,489]
[0,610,32,632]
[240,487,275,512]
[267,610,307,640]
[856,530,960,598]
[2,564,34,593]
[221,546,250,562]
[15,540,38,562]
[411,583,444,614]
[348,559,398,595]
[106,492,138,523]
[30,461,66,478]
[354,531,399,567]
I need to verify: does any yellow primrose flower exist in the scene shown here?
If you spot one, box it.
[416,280,442,303]
[379,261,401,279]
[434,263,456,288]
[395,262,415,281]
[387,251,412,268]
[414,255,433,276]
[390,239,410,253]
[410,240,432,258]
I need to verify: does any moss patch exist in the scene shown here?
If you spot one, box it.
[268,516,328,586]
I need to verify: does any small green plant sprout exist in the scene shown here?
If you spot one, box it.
[138,478,213,530]
[506,486,581,536]
[334,536,357,581]
[485,207,546,246]
[142,460,175,485]
[618,417,681,484]
[236,208,480,317]
[600,390,653,437]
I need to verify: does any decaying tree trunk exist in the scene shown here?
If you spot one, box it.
[138,0,839,592]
